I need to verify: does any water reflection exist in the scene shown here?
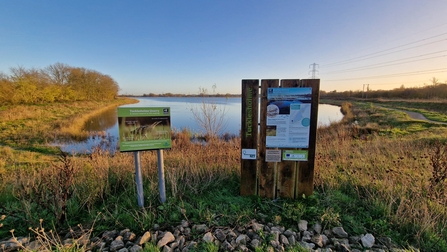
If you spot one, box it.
[84,107,118,132]
[54,98,343,154]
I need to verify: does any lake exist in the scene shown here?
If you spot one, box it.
[55,97,343,154]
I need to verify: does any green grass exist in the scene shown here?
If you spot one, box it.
[367,99,447,123]
[0,98,138,148]
[1,99,447,251]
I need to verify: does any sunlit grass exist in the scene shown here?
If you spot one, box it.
[0,99,447,250]
[373,99,447,123]
[0,98,137,147]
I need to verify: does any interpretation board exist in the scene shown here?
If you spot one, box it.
[241,79,320,199]
[117,106,171,207]
[117,107,172,152]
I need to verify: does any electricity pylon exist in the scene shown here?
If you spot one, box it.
[309,63,319,79]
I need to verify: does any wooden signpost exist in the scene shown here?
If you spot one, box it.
[241,79,320,198]
[240,80,259,196]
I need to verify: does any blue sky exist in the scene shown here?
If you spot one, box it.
[1,1,446,95]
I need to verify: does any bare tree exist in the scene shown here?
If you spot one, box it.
[190,84,228,137]
[45,62,70,85]
[430,77,440,86]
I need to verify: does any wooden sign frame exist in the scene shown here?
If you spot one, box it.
[240,79,320,198]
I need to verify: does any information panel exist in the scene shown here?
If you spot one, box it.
[283,150,308,161]
[266,87,312,148]
[265,149,282,162]
[118,107,172,151]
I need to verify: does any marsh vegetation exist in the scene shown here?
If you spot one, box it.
[0,96,447,251]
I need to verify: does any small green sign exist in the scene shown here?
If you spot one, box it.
[282,150,308,161]
[117,107,172,152]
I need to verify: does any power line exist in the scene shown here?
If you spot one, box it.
[325,51,447,74]
[321,32,447,68]
[325,68,447,81]
[373,21,447,46]
[306,24,447,85]
[321,22,447,67]
[368,80,431,86]
[322,38,447,68]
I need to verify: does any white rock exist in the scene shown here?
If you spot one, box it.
[332,227,349,238]
[202,232,214,243]
[110,239,125,251]
[236,234,247,245]
[298,220,308,232]
[361,233,375,248]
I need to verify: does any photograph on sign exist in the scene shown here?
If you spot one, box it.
[265,149,282,162]
[118,107,172,152]
[242,149,257,160]
[266,87,312,148]
[283,150,308,161]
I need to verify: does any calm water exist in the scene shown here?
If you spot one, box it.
[55,97,343,154]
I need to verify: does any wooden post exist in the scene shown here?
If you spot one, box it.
[259,80,279,198]
[296,79,320,197]
[277,79,300,198]
[240,80,259,195]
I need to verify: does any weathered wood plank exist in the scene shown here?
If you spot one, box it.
[277,79,300,198]
[240,80,259,196]
[259,79,279,198]
[296,79,320,197]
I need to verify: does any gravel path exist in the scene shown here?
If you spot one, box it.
[403,110,428,120]
[399,109,447,125]
[377,106,447,125]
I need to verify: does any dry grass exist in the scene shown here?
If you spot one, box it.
[0,98,137,145]
[5,119,446,241]
[315,118,447,244]
[2,129,241,217]
[1,100,447,249]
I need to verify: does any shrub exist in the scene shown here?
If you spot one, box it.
[428,141,447,204]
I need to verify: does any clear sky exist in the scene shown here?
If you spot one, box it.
[1,1,446,95]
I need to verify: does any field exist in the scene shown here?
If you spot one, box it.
[0,98,447,251]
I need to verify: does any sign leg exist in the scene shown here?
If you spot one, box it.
[134,151,144,208]
[157,149,167,203]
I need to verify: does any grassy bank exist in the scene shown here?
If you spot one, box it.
[322,98,447,123]
[1,99,447,251]
[317,101,447,249]
[0,98,138,153]
[371,99,447,123]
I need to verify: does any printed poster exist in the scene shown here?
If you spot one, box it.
[283,150,308,161]
[117,107,172,151]
[266,87,312,148]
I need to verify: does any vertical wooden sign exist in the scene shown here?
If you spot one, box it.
[296,79,320,196]
[277,79,300,198]
[259,79,279,198]
[240,80,259,195]
[240,78,320,199]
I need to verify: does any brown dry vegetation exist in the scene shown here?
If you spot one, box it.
[1,100,447,250]
[0,98,138,147]
[314,102,447,248]
[316,123,447,237]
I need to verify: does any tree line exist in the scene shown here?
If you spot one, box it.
[0,63,120,105]
[136,93,240,98]
[321,78,447,100]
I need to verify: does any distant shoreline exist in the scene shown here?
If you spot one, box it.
[118,94,242,98]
